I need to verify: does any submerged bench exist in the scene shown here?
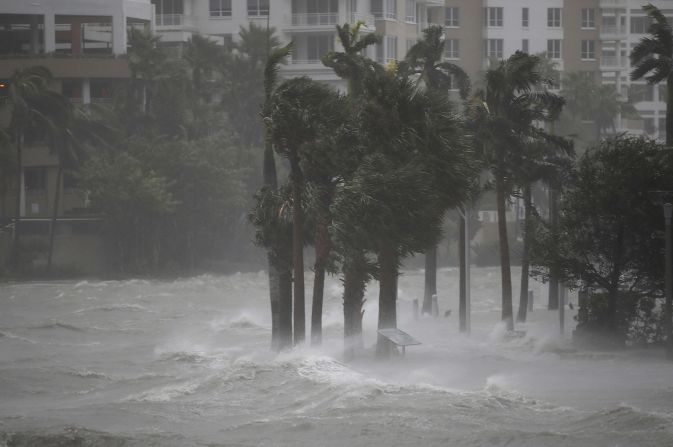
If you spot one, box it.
[377,328,421,356]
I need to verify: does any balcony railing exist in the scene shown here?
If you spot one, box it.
[600,56,627,68]
[155,14,194,28]
[291,13,339,26]
[600,0,627,8]
[600,24,627,36]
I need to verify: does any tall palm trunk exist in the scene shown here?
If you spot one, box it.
[263,131,282,350]
[458,215,467,332]
[376,240,398,358]
[289,152,305,345]
[47,156,63,271]
[548,187,559,310]
[422,245,437,315]
[311,191,331,346]
[517,183,532,323]
[496,173,514,331]
[343,251,367,359]
[10,130,23,270]
[277,251,293,350]
[667,76,673,147]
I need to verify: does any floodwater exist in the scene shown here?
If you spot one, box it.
[0,267,671,446]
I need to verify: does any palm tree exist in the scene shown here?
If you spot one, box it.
[184,33,222,101]
[127,27,166,117]
[322,22,381,97]
[322,22,380,352]
[266,77,340,345]
[631,3,673,146]
[261,40,293,351]
[1,66,52,270]
[402,24,471,316]
[471,52,565,331]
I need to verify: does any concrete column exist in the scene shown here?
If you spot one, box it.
[112,13,127,55]
[44,13,56,53]
[19,169,25,218]
[82,78,91,105]
[30,15,40,53]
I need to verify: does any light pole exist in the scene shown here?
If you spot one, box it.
[649,191,673,360]
[664,202,672,359]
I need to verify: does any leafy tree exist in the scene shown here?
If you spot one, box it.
[631,3,673,145]
[530,136,672,344]
[471,51,564,330]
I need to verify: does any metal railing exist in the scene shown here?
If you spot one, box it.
[155,14,193,28]
[291,13,338,26]
[600,24,626,35]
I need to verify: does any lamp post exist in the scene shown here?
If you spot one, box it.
[649,191,673,360]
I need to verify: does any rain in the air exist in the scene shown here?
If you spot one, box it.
[1,1,673,446]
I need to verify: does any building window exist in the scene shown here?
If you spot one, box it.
[485,7,503,27]
[406,0,416,23]
[445,7,459,27]
[209,0,232,17]
[485,39,503,59]
[376,35,397,63]
[547,8,561,27]
[547,39,561,59]
[522,7,529,28]
[522,39,529,54]
[371,0,396,20]
[307,34,334,62]
[247,0,269,17]
[581,40,595,60]
[445,39,459,59]
[581,8,595,29]
[631,16,652,34]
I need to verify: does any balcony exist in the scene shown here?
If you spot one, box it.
[600,24,627,39]
[155,14,195,30]
[286,12,375,31]
[291,13,338,27]
[600,0,627,8]
[600,55,627,70]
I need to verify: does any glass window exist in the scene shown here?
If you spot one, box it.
[581,8,595,29]
[445,7,459,27]
[406,0,416,23]
[445,39,459,59]
[209,0,232,17]
[247,0,269,17]
[581,40,595,60]
[522,7,529,28]
[547,39,561,59]
[547,8,561,27]
[631,16,652,34]
[385,0,397,20]
[386,35,397,61]
[522,39,529,54]
[485,7,503,27]
[307,34,334,62]
[485,39,503,59]
[371,0,383,18]
[24,167,47,191]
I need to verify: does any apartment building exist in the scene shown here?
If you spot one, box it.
[0,0,153,223]
[150,0,446,87]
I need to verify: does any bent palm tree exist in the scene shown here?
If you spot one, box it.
[630,3,673,145]
[402,24,471,316]
[472,52,565,331]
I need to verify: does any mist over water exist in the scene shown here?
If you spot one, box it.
[1,268,672,446]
